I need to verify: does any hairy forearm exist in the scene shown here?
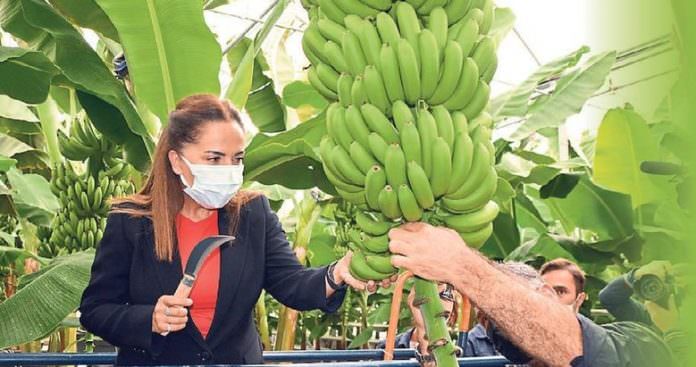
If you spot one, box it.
[447,247,582,366]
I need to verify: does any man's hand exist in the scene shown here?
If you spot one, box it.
[389,222,467,284]
[635,261,672,282]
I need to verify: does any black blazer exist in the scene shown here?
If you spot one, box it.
[79,196,345,365]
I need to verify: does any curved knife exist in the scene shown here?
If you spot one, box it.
[173,235,235,298]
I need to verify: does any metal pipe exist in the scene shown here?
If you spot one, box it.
[0,352,509,366]
[384,271,414,361]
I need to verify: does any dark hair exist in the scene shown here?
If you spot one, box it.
[540,258,586,294]
[112,94,258,262]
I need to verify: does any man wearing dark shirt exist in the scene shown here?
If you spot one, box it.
[388,223,677,366]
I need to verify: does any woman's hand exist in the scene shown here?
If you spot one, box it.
[333,251,398,293]
[152,295,193,336]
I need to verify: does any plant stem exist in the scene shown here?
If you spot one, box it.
[255,291,270,350]
[413,278,458,367]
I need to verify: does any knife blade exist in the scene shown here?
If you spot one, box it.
[173,235,235,298]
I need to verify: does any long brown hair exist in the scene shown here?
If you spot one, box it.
[112,94,259,262]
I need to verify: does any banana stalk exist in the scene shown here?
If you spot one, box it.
[36,97,62,165]
[414,278,457,367]
[255,291,271,350]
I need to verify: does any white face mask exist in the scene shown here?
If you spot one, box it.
[178,155,244,209]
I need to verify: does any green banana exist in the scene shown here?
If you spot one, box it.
[375,11,401,47]
[308,66,338,100]
[355,211,393,236]
[363,65,391,114]
[363,233,390,253]
[368,133,389,164]
[350,141,379,174]
[304,22,331,63]
[379,44,406,104]
[350,250,392,280]
[395,2,421,48]
[444,0,473,25]
[338,73,354,107]
[444,201,499,233]
[396,38,421,105]
[452,111,469,135]
[361,104,400,144]
[365,253,397,275]
[458,222,493,249]
[318,0,347,25]
[443,57,479,110]
[418,29,441,100]
[378,185,402,219]
[399,122,422,167]
[443,167,497,212]
[345,105,372,149]
[359,0,391,11]
[429,137,452,197]
[472,37,496,78]
[91,187,103,212]
[431,105,454,149]
[334,0,380,18]
[397,184,423,222]
[87,176,95,198]
[332,145,366,186]
[479,0,494,34]
[428,41,463,105]
[406,161,435,209]
[357,17,383,66]
[461,81,490,120]
[342,31,367,76]
[316,63,340,92]
[455,18,480,57]
[446,142,490,199]
[317,17,346,44]
[365,165,387,210]
[337,187,368,205]
[392,100,415,131]
[326,104,353,151]
[415,105,438,177]
[417,0,447,15]
[324,41,350,73]
[427,7,448,49]
[482,55,498,84]
[447,131,475,194]
[351,75,368,105]
[384,144,408,188]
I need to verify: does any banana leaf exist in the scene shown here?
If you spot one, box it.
[593,107,672,208]
[0,250,94,349]
[508,51,616,140]
[47,0,119,41]
[0,47,60,104]
[0,156,17,172]
[0,0,153,171]
[94,0,223,125]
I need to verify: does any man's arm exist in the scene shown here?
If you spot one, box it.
[598,274,653,326]
[390,223,582,366]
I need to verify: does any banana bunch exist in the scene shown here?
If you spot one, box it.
[58,116,117,162]
[49,161,135,252]
[306,0,500,280]
[303,1,496,118]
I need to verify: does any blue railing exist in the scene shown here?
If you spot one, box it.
[0,350,510,366]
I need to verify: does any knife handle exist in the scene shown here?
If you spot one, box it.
[174,275,195,299]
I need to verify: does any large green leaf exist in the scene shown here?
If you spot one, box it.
[227,38,285,132]
[0,0,153,170]
[94,0,222,125]
[0,47,60,104]
[0,95,38,122]
[282,81,328,110]
[490,46,589,119]
[506,234,576,263]
[593,108,669,208]
[509,51,616,140]
[6,167,59,218]
[0,251,94,348]
[0,156,17,172]
[47,0,119,41]
[542,175,633,240]
[244,113,333,193]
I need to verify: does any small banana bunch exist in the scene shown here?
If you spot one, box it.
[49,161,135,252]
[58,116,117,162]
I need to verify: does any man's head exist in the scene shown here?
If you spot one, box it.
[540,258,586,312]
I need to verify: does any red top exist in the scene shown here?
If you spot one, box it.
[176,211,220,339]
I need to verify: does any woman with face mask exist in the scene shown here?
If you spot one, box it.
[78,94,374,365]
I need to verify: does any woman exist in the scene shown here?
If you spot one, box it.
[79,94,374,365]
